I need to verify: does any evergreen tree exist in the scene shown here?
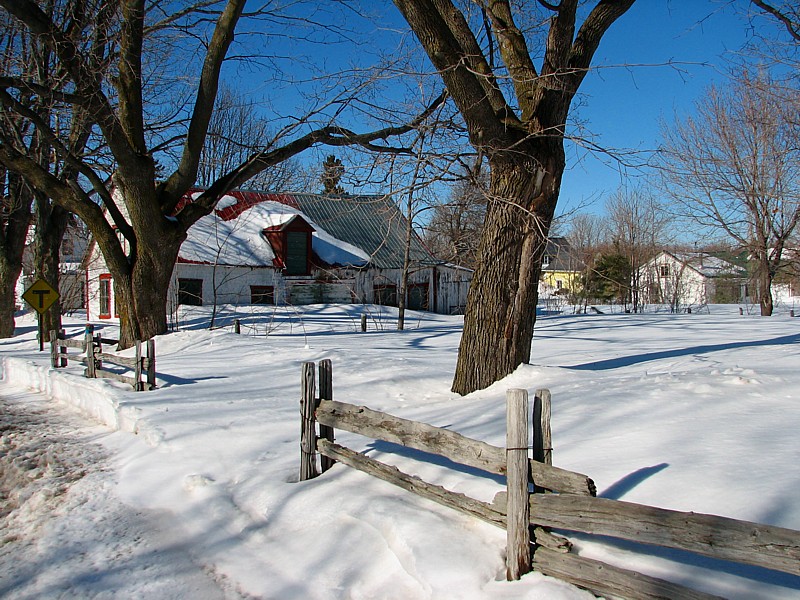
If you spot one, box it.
[320,155,346,195]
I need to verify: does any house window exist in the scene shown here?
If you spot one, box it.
[407,283,429,311]
[251,285,274,305]
[660,265,670,278]
[178,278,203,306]
[556,279,563,290]
[285,231,309,275]
[542,254,551,268]
[374,284,397,307]
[99,274,112,318]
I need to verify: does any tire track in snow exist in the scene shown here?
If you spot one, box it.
[0,386,249,599]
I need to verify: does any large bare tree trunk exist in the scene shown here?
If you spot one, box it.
[105,170,185,348]
[452,151,562,395]
[33,194,69,336]
[394,0,635,394]
[0,173,32,338]
[754,254,775,316]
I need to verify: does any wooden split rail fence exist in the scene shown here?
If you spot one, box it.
[299,360,800,600]
[49,326,156,391]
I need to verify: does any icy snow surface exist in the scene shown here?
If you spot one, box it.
[1,304,799,599]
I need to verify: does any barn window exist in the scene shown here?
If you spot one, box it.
[251,285,274,305]
[374,284,397,307]
[99,274,112,318]
[660,265,670,278]
[178,278,203,306]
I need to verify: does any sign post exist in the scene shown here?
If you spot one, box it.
[22,278,60,351]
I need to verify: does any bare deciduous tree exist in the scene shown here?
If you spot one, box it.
[605,186,671,313]
[565,212,603,311]
[198,87,304,192]
[393,0,636,394]
[0,1,101,338]
[0,0,446,347]
[658,69,800,315]
[424,168,488,270]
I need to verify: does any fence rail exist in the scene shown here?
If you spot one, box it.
[298,360,800,599]
[49,327,156,391]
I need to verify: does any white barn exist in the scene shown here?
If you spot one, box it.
[84,189,471,322]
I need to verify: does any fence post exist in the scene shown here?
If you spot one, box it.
[134,340,143,391]
[506,388,531,581]
[146,339,156,389]
[360,314,367,332]
[94,334,102,370]
[49,330,58,368]
[532,389,552,468]
[58,329,67,367]
[234,319,241,334]
[85,325,96,378]
[318,359,336,473]
[299,362,319,481]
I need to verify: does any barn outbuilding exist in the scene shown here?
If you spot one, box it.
[84,189,471,321]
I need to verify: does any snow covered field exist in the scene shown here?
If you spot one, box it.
[1,304,799,599]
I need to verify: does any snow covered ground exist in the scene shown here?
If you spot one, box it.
[1,304,799,599]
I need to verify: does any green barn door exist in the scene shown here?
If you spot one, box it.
[286,232,308,275]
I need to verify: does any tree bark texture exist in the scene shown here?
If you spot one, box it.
[0,172,32,338]
[393,0,636,394]
[452,154,561,394]
[33,194,70,337]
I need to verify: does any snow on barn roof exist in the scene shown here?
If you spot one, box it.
[669,251,747,278]
[180,189,437,269]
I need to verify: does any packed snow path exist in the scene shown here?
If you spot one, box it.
[0,387,238,600]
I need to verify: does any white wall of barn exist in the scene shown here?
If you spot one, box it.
[86,257,472,323]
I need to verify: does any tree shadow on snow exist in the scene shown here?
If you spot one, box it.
[563,332,800,371]
[599,463,670,500]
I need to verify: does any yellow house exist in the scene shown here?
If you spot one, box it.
[539,237,583,295]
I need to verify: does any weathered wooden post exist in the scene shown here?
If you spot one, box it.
[49,330,58,368]
[134,340,143,391]
[85,324,96,378]
[146,339,156,389]
[532,389,552,468]
[234,319,241,334]
[299,361,319,481]
[360,314,367,332]
[93,334,102,371]
[506,388,531,580]
[318,359,336,473]
[58,329,67,367]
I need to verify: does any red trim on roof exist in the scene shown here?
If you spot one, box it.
[175,188,302,221]
[177,257,214,265]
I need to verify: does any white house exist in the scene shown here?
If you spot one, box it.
[640,251,749,310]
[84,189,472,321]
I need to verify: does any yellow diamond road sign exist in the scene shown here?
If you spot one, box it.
[22,278,60,314]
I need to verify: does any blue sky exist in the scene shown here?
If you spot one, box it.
[226,2,769,215]
[559,1,755,214]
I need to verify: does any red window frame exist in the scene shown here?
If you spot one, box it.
[99,274,112,319]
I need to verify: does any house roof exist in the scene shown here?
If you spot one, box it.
[542,237,583,272]
[180,189,438,270]
[656,251,747,278]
